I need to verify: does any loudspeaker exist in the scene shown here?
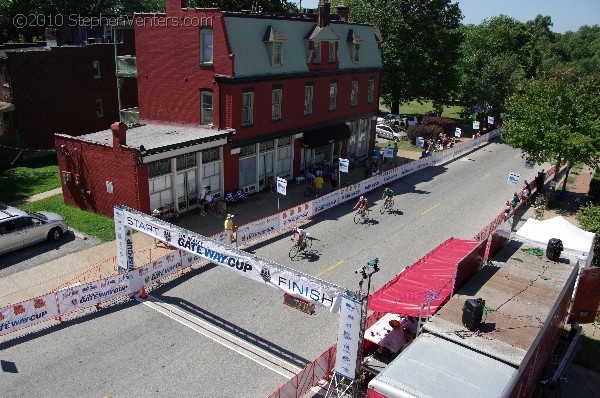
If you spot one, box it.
[546,238,563,261]
[462,298,485,330]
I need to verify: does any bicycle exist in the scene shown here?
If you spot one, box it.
[289,233,312,259]
[380,198,394,214]
[354,208,371,224]
[304,183,316,197]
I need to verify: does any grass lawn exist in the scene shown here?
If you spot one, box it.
[0,155,61,203]
[19,194,116,242]
[575,333,600,370]
[375,139,421,152]
[379,99,464,121]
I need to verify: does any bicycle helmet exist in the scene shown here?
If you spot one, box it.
[359,196,364,201]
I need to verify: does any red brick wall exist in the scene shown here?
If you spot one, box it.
[55,134,148,217]
[7,44,137,148]
[134,9,233,125]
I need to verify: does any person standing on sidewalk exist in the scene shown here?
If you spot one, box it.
[393,142,399,163]
[315,173,324,197]
[224,214,236,244]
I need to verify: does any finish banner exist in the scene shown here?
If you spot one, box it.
[0,293,59,335]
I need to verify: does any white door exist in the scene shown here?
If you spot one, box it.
[258,151,275,191]
[176,169,198,213]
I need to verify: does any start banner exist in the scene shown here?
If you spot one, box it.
[0,293,59,335]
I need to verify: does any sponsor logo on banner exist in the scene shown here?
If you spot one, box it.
[382,168,398,184]
[0,293,59,335]
[237,214,280,244]
[339,182,362,202]
[126,229,135,270]
[57,281,100,314]
[335,296,362,380]
[98,274,130,302]
[402,163,415,175]
[339,158,349,173]
[276,177,287,195]
[313,191,340,214]
[136,253,184,285]
[362,175,382,193]
[279,203,313,228]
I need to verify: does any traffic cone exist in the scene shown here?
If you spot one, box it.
[140,286,148,299]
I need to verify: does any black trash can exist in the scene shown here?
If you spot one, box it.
[546,238,563,261]
[462,298,485,331]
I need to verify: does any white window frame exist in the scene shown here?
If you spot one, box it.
[351,80,358,107]
[353,43,360,63]
[272,42,283,66]
[304,85,313,115]
[200,29,213,65]
[328,41,336,63]
[314,41,321,64]
[96,99,104,117]
[242,91,254,126]
[329,82,337,111]
[272,88,282,121]
[200,90,213,125]
[92,61,101,78]
[368,78,375,103]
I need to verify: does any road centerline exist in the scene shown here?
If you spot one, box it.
[420,203,440,216]
[315,260,345,278]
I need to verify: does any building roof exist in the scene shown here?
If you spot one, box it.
[369,333,518,398]
[73,122,234,155]
[423,240,578,367]
[223,15,382,78]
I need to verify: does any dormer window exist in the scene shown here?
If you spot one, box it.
[347,29,364,64]
[264,26,287,67]
[328,41,336,63]
[314,41,321,64]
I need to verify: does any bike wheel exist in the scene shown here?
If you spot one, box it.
[304,187,314,197]
[289,245,300,259]
[354,212,361,224]
[305,237,313,249]
[379,203,387,214]
[365,210,371,222]
[388,200,394,210]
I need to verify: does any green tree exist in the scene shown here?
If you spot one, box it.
[577,203,600,267]
[334,0,462,114]
[542,25,600,78]
[502,71,600,190]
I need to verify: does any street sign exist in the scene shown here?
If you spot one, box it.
[383,146,394,159]
[455,127,462,137]
[339,158,349,173]
[276,177,287,195]
[488,116,495,124]
[473,121,480,130]
[507,172,520,185]
[283,293,315,315]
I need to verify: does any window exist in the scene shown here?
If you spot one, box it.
[96,99,103,117]
[200,29,213,65]
[240,144,256,157]
[353,43,360,63]
[351,80,358,107]
[176,153,197,170]
[272,42,283,66]
[92,61,100,78]
[329,82,337,111]
[2,66,8,87]
[200,90,213,125]
[242,91,254,126]
[259,140,275,151]
[148,159,172,177]
[272,88,282,121]
[304,85,313,115]
[368,78,375,103]
[313,41,321,64]
[202,148,220,163]
[328,41,336,63]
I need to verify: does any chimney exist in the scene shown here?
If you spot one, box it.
[336,5,349,22]
[166,0,186,14]
[317,1,331,28]
[111,122,128,147]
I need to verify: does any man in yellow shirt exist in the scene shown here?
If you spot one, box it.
[224,214,236,244]
[314,174,324,197]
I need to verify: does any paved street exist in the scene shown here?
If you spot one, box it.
[0,140,551,397]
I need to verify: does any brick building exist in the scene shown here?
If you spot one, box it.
[56,0,382,217]
[0,29,137,149]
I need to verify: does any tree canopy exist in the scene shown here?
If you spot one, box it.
[502,71,600,176]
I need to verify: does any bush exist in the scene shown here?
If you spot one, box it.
[577,203,600,267]
[421,116,457,134]
[406,124,443,144]
[589,174,600,201]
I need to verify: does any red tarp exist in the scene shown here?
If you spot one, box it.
[368,237,482,316]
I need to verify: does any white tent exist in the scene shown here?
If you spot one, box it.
[515,216,596,266]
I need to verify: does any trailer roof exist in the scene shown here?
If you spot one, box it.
[423,241,578,367]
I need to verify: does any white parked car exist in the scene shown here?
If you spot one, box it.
[0,205,68,255]
[376,124,407,141]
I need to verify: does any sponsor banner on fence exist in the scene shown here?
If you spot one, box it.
[362,175,383,194]
[312,191,340,215]
[339,182,362,202]
[279,202,313,229]
[236,214,281,244]
[381,167,401,184]
[211,230,232,245]
[57,281,101,314]
[98,273,131,302]
[135,251,184,287]
[0,293,59,335]
[335,296,362,380]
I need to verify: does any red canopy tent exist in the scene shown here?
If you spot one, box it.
[368,237,484,316]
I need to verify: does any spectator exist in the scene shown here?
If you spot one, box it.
[402,316,418,338]
[315,174,324,196]
[198,184,207,214]
[535,170,545,193]
[393,142,399,162]
[305,169,316,185]
[330,169,338,188]
[511,192,520,208]
[224,214,236,243]
[199,187,214,215]
[378,319,406,355]
[503,201,512,221]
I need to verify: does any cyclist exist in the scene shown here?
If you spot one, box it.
[381,187,394,206]
[292,227,307,249]
[353,195,368,217]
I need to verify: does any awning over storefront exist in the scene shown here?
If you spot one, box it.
[301,123,351,149]
[368,238,484,316]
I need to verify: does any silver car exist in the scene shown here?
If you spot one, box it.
[0,205,68,255]
[376,124,407,142]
